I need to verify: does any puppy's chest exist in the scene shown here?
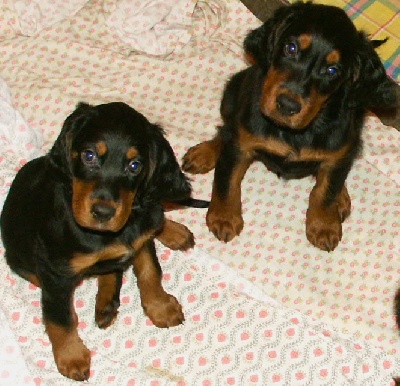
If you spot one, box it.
[239,127,348,166]
[69,232,153,275]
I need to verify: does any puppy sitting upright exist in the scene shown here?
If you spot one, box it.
[183,2,397,251]
[1,102,204,381]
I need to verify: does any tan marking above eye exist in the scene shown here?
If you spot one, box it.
[126,146,138,160]
[96,141,107,157]
[298,34,313,50]
[326,50,341,64]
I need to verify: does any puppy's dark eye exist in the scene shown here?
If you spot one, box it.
[127,160,142,175]
[284,42,298,57]
[81,149,97,165]
[326,65,339,78]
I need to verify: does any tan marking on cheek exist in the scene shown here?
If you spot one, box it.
[113,189,135,227]
[326,50,341,64]
[96,141,107,157]
[72,179,96,225]
[298,34,313,50]
[263,67,288,91]
[71,150,79,160]
[296,87,329,128]
[261,67,289,117]
[70,243,131,274]
[126,147,138,160]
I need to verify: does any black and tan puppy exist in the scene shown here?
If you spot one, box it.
[1,102,207,381]
[183,1,397,251]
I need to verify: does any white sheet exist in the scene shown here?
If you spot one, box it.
[0,0,87,38]
[106,0,197,56]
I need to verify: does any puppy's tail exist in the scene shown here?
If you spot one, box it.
[371,38,388,48]
[163,198,209,211]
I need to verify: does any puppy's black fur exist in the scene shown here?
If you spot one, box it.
[1,102,205,381]
[183,1,397,251]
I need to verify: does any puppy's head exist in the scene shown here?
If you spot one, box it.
[244,2,396,129]
[49,102,191,232]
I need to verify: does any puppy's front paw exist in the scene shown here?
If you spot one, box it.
[182,141,217,174]
[53,335,91,381]
[156,220,195,251]
[143,293,184,328]
[206,207,243,242]
[306,206,342,251]
[95,298,120,329]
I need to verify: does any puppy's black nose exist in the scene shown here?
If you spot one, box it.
[91,203,116,222]
[277,94,301,116]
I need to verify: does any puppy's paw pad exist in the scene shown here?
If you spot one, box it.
[306,215,342,251]
[182,143,216,174]
[307,227,341,251]
[144,294,184,328]
[157,221,195,251]
[95,300,119,329]
[55,343,91,381]
[206,211,243,242]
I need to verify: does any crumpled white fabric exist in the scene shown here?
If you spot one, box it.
[106,0,197,56]
[0,0,87,37]
[0,77,43,210]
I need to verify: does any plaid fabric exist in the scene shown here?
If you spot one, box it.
[288,0,400,81]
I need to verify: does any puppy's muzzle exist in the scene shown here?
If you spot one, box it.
[91,202,116,223]
[72,178,135,232]
[277,94,301,116]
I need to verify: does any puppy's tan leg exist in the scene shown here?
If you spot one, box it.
[95,272,122,329]
[45,318,90,381]
[156,219,194,251]
[182,136,221,174]
[336,185,351,221]
[306,176,351,251]
[133,240,184,328]
[206,156,252,242]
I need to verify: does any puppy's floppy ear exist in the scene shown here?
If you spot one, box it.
[350,34,397,109]
[48,102,96,174]
[144,125,191,203]
[244,5,294,67]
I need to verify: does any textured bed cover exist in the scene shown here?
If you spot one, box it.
[0,1,399,385]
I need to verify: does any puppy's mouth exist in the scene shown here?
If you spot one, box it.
[72,179,135,232]
[260,68,328,130]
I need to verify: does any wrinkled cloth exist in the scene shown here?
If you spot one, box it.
[106,0,197,56]
[0,0,87,38]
